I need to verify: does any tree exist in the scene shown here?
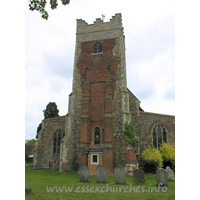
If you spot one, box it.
[122,121,137,151]
[43,102,59,119]
[36,102,59,138]
[29,0,70,20]
[25,139,37,161]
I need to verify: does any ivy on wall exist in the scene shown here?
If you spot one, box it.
[122,121,137,151]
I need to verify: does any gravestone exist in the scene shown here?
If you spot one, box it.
[156,168,168,187]
[133,168,145,184]
[114,166,126,184]
[166,166,175,180]
[79,165,89,182]
[96,165,106,183]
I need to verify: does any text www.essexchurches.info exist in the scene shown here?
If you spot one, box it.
[46,183,167,193]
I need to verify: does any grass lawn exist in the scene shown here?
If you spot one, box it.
[25,164,175,200]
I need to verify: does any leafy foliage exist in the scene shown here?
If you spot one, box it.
[25,139,37,161]
[36,122,42,139]
[37,122,42,133]
[141,159,161,173]
[29,0,70,20]
[43,102,59,119]
[141,146,163,173]
[159,143,175,171]
[36,102,59,138]
[122,121,137,151]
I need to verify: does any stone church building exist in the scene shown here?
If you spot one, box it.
[33,13,175,175]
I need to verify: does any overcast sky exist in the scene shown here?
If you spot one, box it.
[25,0,175,140]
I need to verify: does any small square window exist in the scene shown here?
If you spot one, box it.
[91,154,99,164]
[93,155,97,163]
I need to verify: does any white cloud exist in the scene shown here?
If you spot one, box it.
[127,45,175,115]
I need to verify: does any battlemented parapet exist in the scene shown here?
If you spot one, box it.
[76,13,123,35]
[76,13,124,42]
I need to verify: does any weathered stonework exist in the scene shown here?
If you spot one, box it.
[132,112,175,155]
[32,116,65,169]
[33,13,175,174]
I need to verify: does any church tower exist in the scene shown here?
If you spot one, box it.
[33,13,175,175]
[60,13,136,174]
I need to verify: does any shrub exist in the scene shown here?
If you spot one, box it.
[141,146,163,173]
[159,143,175,171]
[122,121,137,151]
[144,160,160,173]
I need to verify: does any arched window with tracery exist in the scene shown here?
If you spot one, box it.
[152,123,168,148]
[93,42,102,53]
[94,127,100,145]
[53,129,65,154]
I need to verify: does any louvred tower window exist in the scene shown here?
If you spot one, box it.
[93,42,102,53]
[94,127,100,145]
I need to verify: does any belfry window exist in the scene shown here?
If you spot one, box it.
[93,42,102,53]
[53,129,65,154]
[94,127,100,144]
[152,124,168,148]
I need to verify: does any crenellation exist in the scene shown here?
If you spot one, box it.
[76,19,88,26]
[76,14,123,36]
[110,13,122,24]
[94,18,103,24]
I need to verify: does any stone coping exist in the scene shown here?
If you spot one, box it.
[140,111,175,117]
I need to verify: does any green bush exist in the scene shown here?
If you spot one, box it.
[122,121,137,151]
[141,146,163,173]
[159,143,175,171]
[141,159,160,173]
